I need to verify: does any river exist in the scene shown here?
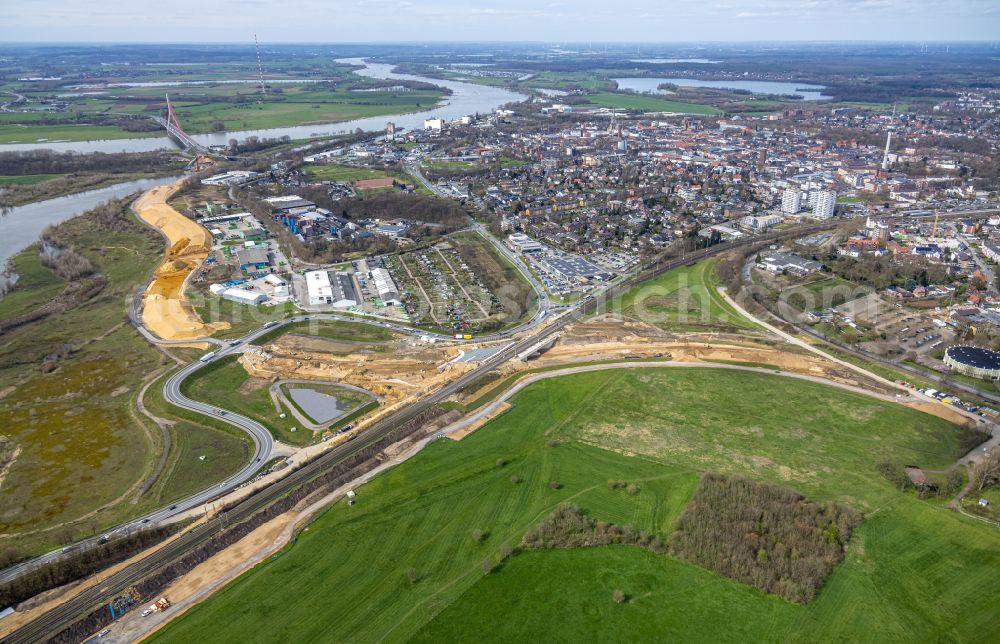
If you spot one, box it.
[0,176,181,266]
[0,59,526,154]
[614,77,830,101]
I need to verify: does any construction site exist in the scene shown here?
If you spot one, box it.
[135,181,229,341]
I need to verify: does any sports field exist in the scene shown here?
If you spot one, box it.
[150,367,998,643]
[617,259,757,332]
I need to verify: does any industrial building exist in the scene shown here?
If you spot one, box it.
[201,170,259,186]
[210,283,268,305]
[756,251,822,276]
[235,247,272,273]
[370,267,402,306]
[305,270,359,307]
[944,345,1000,380]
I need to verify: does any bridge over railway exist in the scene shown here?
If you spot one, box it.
[153,94,208,153]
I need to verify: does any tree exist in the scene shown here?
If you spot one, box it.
[480,559,493,575]
[973,450,1000,491]
[470,528,484,543]
[405,567,419,584]
[613,589,626,604]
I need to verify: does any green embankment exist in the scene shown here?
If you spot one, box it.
[616,259,757,332]
[0,173,66,185]
[151,368,997,643]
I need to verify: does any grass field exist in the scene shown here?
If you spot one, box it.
[616,259,757,332]
[0,84,445,142]
[151,367,998,643]
[780,275,866,312]
[251,319,396,346]
[180,356,315,446]
[0,248,65,322]
[584,92,721,115]
[0,123,161,144]
[190,296,298,339]
[0,173,66,186]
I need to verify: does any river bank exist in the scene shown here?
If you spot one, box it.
[0,60,526,155]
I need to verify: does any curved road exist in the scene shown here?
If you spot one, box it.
[10,203,995,635]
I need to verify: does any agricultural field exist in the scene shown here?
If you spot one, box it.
[616,259,757,332]
[0,81,447,143]
[0,173,65,186]
[582,92,721,115]
[151,367,997,643]
[0,203,244,557]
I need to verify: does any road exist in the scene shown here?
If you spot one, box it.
[11,204,1000,640]
[4,215,849,643]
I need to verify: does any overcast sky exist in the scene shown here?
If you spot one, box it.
[2,0,998,43]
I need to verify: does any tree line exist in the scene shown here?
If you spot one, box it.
[0,150,183,177]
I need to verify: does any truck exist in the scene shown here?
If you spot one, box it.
[263,320,279,329]
[142,597,171,615]
[199,351,217,363]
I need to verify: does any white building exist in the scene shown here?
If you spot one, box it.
[740,214,783,230]
[811,191,837,219]
[370,268,402,306]
[201,170,259,186]
[424,118,444,131]
[305,270,358,307]
[780,189,802,215]
[507,233,545,254]
[221,287,268,305]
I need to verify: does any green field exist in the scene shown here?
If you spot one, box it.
[0,84,446,142]
[0,249,66,322]
[0,123,161,144]
[0,173,65,186]
[780,275,866,312]
[584,92,721,115]
[152,367,998,643]
[616,259,757,332]
[251,319,396,346]
[180,356,315,446]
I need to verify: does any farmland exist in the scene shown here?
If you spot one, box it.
[151,367,997,643]
[0,82,447,143]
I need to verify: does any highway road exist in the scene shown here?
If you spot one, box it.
[4,216,853,644]
[8,204,1000,640]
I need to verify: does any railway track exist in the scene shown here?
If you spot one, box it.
[15,212,974,642]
